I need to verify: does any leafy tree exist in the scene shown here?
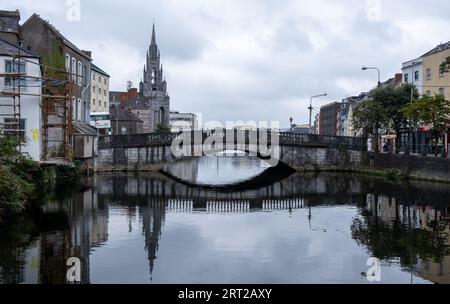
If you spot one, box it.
[156,123,171,133]
[371,84,419,152]
[352,99,388,153]
[0,135,20,157]
[402,95,450,157]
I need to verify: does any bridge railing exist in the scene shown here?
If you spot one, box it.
[98,130,367,151]
[279,132,366,150]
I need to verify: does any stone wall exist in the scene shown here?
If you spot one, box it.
[279,145,364,171]
[96,145,177,172]
[361,152,450,182]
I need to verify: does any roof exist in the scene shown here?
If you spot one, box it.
[91,63,110,77]
[22,14,91,61]
[121,96,151,110]
[110,107,143,122]
[0,37,38,58]
[73,123,98,136]
[423,41,450,57]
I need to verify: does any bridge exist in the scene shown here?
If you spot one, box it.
[96,130,367,172]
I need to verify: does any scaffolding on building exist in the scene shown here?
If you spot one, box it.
[0,49,75,163]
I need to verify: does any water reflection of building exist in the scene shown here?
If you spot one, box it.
[361,194,450,284]
[1,186,109,284]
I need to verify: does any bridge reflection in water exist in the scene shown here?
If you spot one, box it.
[1,172,450,284]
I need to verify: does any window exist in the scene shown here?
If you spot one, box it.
[404,74,409,83]
[93,86,96,93]
[426,90,431,97]
[414,71,419,81]
[2,118,26,141]
[98,88,101,94]
[84,65,87,86]
[65,54,70,72]
[72,97,76,121]
[104,89,106,96]
[426,68,432,80]
[104,102,107,108]
[92,74,95,81]
[77,98,82,122]
[93,99,96,106]
[98,76,102,84]
[104,78,106,85]
[71,58,76,81]
[5,60,26,87]
[439,88,445,96]
[77,61,82,86]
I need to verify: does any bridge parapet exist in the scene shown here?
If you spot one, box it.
[98,130,366,151]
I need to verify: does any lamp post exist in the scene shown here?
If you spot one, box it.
[362,66,381,87]
[309,93,327,131]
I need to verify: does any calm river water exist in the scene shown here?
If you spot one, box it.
[1,156,450,284]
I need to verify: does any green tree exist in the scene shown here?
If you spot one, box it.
[156,123,171,133]
[371,84,419,152]
[352,99,388,153]
[402,94,450,157]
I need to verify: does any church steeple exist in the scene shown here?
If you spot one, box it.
[151,22,156,46]
[142,22,168,96]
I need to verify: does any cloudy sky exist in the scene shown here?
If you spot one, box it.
[4,0,450,127]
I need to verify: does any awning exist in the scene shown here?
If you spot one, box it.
[417,126,433,132]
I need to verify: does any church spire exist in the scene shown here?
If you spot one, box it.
[151,22,156,46]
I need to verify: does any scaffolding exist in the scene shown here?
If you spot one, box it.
[0,49,75,163]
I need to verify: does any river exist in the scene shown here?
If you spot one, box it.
[0,155,449,284]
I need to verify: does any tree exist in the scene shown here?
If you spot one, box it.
[352,99,388,153]
[402,95,450,157]
[371,84,419,152]
[156,123,171,133]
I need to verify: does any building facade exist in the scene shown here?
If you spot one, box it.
[169,112,199,131]
[0,14,42,161]
[319,102,341,136]
[110,107,144,135]
[422,42,450,100]
[402,57,423,95]
[20,14,96,160]
[91,63,110,113]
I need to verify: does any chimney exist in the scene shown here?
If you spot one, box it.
[394,73,403,86]
[82,50,92,58]
[0,10,21,45]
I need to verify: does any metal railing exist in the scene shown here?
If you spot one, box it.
[98,130,367,151]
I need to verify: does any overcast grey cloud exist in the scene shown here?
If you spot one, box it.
[4,0,450,127]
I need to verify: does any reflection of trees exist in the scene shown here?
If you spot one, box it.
[351,199,450,268]
[0,214,38,283]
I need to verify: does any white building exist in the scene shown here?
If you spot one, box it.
[91,63,110,113]
[169,112,199,131]
[401,57,423,95]
[0,38,42,161]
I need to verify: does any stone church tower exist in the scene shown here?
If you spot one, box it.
[139,23,170,130]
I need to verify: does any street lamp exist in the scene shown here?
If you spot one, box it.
[309,93,327,131]
[362,66,381,87]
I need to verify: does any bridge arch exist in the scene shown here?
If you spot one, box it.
[96,130,367,173]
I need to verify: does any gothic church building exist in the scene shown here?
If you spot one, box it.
[121,24,170,133]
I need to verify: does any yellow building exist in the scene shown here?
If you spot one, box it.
[422,42,450,100]
[90,63,110,113]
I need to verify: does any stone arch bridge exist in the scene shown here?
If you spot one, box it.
[96,130,366,172]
